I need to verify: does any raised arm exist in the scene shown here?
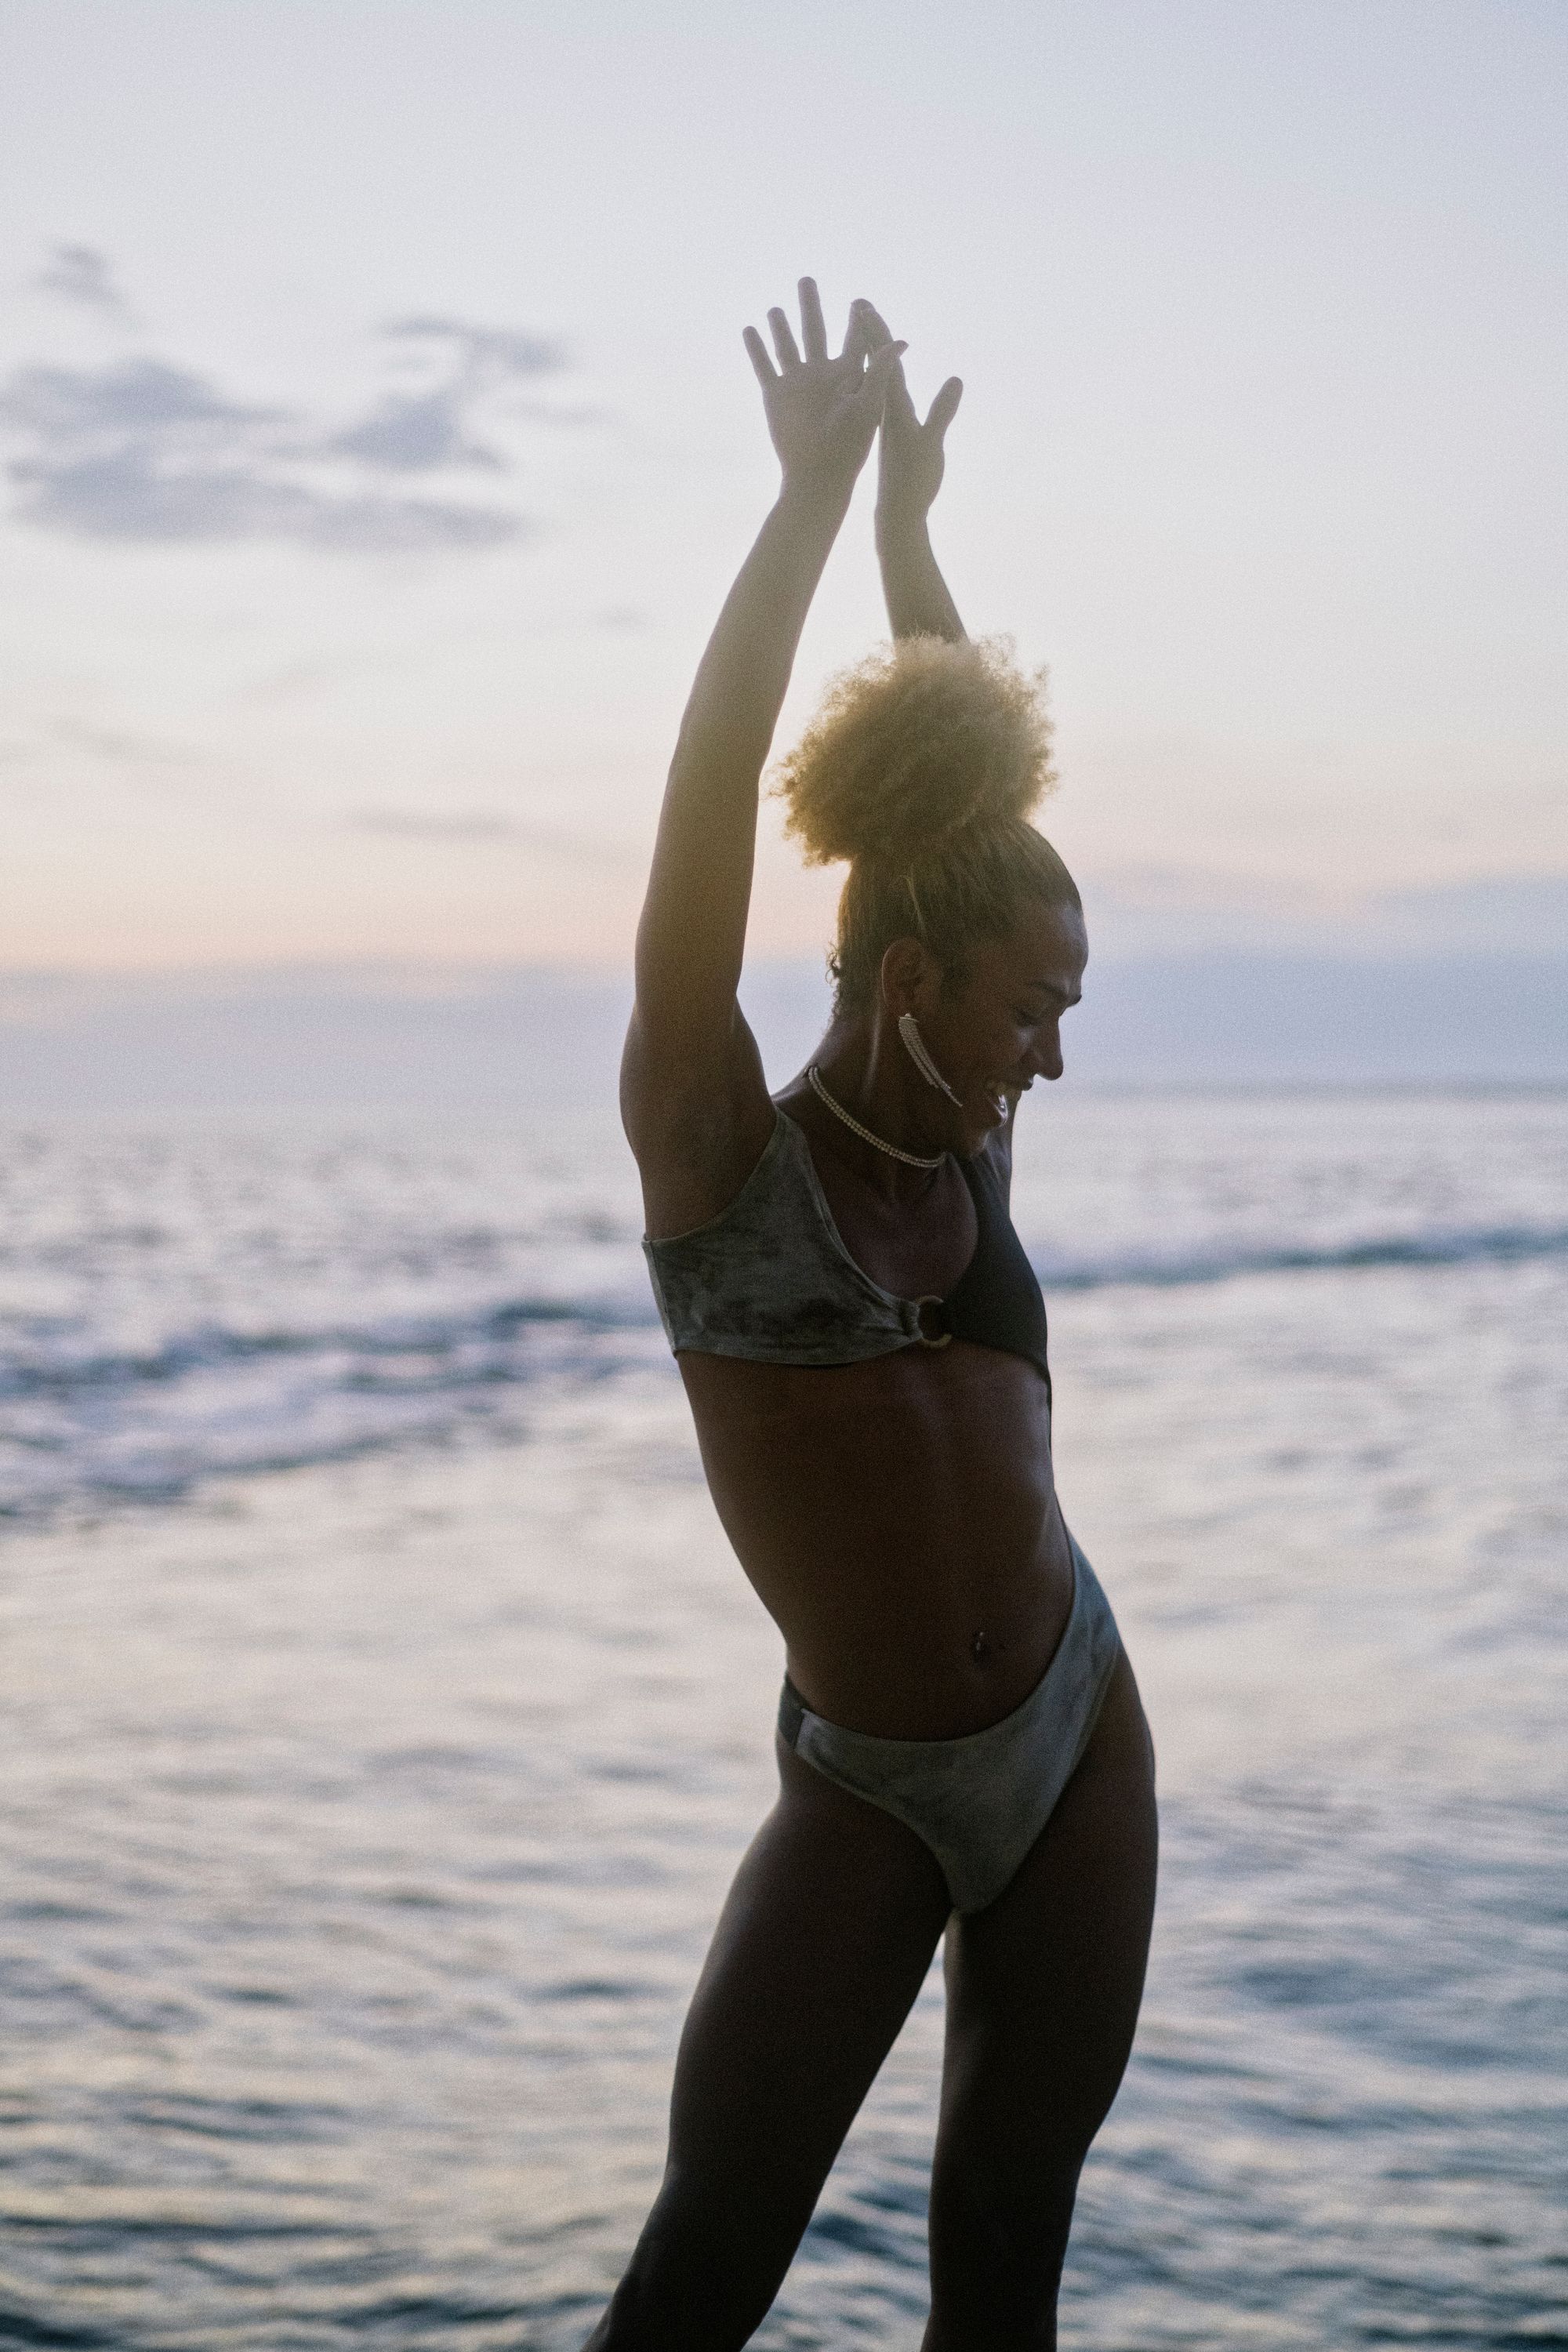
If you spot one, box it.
[866,309,966,644]
[623,281,902,1222]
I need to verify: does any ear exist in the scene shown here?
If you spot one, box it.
[878,935,945,1016]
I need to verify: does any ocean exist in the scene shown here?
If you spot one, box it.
[3,1082,1566,2348]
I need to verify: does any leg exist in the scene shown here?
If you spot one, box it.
[924,1651,1159,2351]
[584,1736,953,2352]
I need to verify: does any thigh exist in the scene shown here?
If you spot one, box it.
[924,1650,1158,2348]
[586,1737,952,2352]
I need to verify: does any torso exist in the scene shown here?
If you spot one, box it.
[657,1081,1074,1739]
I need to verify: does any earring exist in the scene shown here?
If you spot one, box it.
[898,1012,964,1105]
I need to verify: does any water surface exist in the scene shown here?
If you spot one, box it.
[3,1090,1565,2347]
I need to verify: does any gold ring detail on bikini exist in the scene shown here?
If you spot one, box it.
[914,1296,953,1348]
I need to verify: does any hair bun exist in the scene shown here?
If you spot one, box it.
[775,633,1056,872]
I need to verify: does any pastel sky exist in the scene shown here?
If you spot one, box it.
[1,0,1563,971]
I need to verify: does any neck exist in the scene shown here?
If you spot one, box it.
[809,1018,946,1196]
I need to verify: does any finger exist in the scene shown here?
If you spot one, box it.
[925,376,964,439]
[855,339,908,407]
[841,298,880,369]
[857,300,896,350]
[768,307,802,369]
[883,352,919,429]
[742,325,778,387]
[798,276,829,362]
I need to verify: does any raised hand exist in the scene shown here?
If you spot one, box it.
[858,303,963,532]
[857,304,967,642]
[743,279,906,506]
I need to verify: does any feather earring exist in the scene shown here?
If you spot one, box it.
[898,1012,964,1106]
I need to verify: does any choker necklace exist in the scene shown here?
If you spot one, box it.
[808,1065,945,1169]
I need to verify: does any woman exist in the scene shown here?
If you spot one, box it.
[590,281,1157,2351]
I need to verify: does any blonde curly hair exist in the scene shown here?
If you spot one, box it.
[773,634,1077,1012]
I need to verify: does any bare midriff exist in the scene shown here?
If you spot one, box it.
[678,1338,1073,1740]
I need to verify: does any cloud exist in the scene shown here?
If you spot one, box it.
[350,808,520,841]
[1080,860,1568,958]
[0,717,209,772]
[1,262,577,553]
[3,358,282,441]
[34,243,133,320]
[326,388,506,475]
[51,717,206,767]
[10,445,525,551]
[349,808,637,866]
[319,319,572,475]
[385,316,565,378]
[232,657,351,707]
[1374,873,1568,956]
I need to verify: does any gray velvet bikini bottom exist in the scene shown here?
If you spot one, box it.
[776,1535,1123,1916]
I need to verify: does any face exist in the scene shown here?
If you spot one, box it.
[899,898,1088,1155]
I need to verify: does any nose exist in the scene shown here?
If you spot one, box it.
[1029,1022,1065,1083]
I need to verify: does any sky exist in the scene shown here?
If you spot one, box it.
[1,0,1564,973]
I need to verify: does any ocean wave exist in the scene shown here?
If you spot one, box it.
[0,1295,664,1519]
[8,1217,1563,1398]
[0,1293,648,1400]
[3,1220,1563,1521]
[1036,1221,1568,1291]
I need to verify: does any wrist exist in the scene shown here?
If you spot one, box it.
[776,470,855,535]
[874,499,933,550]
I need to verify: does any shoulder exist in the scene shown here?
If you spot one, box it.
[622,1003,780,1236]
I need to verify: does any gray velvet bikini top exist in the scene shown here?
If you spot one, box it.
[642,1108,1052,1390]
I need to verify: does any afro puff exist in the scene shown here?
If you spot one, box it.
[772,635,1075,1013]
[774,633,1056,871]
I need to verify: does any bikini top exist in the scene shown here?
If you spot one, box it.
[642,1108,1051,1394]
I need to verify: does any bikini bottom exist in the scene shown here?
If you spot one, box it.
[776,1534,1122,1916]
